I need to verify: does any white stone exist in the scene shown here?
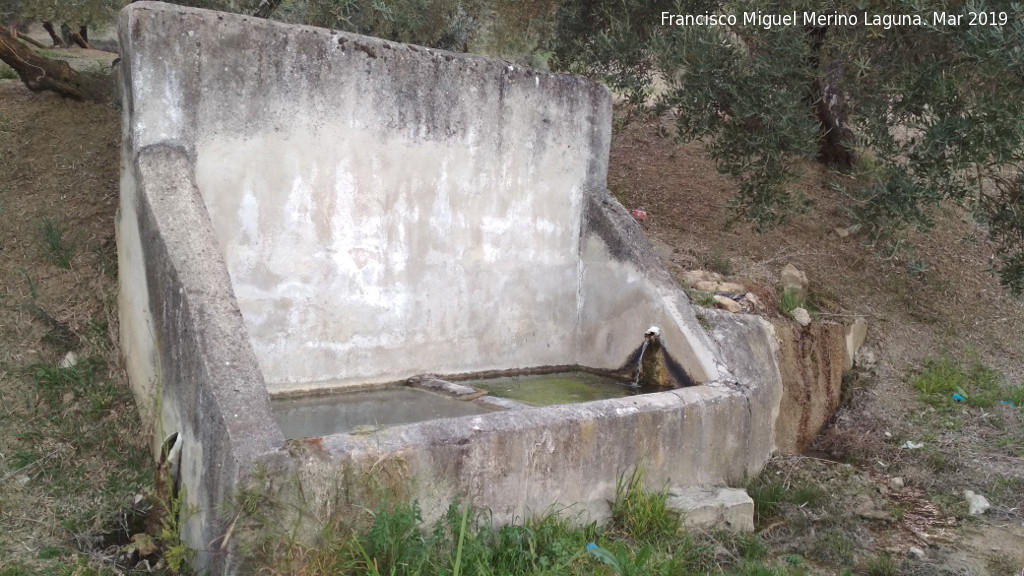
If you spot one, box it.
[844,317,868,371]
[58,351,78,369]
[889,477,904,490]
[667,486,754,532]
[681,269,723,288]
[908,546,926,560]
[964,490,990,515]
[791,307,812,326]
[713,295,742,313]
[743,292,763,311]
[716,282,747,294]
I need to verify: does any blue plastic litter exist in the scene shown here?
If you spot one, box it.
[1000,400,1016,407]
[952,393,967,402]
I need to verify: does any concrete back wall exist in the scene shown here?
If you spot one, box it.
[122,2,610,388]
[120,2,718,390]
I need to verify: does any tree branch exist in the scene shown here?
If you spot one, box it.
[0,26,111,102]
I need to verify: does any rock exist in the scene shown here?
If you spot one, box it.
[844,317,868,371]
[791,307,812,326]
[694,281,719,292]
[855,347,877,370]
[58,351,78,369]
[667,486,754,532]
[964,490,990,515]
[854,494,890,521]
[834,224,862,238]
[889,477,905,490]
[780,263,809,302]
[681,269,723,288]
[743,292,763,311]
[713,295,742,313]
[908,546,926,560]
[716,281,747,294]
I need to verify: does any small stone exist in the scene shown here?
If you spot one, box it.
[844,317,868,371]
[889,477,904,490]
[780,263,809,302]
[716,281,747,294]
[855,347,877,369]
[791,307,812,326]
[908,546,925,560]
[743,292,763,311]
[681,270,723,288]
[134,493,145,505]
[58,351,78,369]
[964,490,990,515]
[695,281,719,292]
[17,475,30,486]
[713,295,742,313]
[835,227,850,238]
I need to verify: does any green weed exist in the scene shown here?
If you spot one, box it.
[812,530,856,567]
[40,217,76,269]
[747,477,785,522]
[686,288,717,307]
[911,355,1013,410]
[17,266,37,300]
[779,289,804,315]
[0,63,16,80]
[790,482,825,508]
[864,552,899,576]
[609,467,681,546]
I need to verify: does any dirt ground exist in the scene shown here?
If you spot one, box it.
[610,118,1024,574]
[1,47,1023,574]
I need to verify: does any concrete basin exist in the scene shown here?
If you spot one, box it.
[115,3,785,573]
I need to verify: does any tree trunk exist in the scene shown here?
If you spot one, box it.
[815,62,854,170]
[0,26,111,102]
[15,32,48,50]
[79,25,88,43]
[804,25,854,170]
[69,31,92,50]
[42,22,64,47]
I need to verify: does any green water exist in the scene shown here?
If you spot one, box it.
[463,371,642,407]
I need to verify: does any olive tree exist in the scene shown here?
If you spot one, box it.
[551,0,1024,293]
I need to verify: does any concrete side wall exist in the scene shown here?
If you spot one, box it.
[118,143,288,571]
[292,312,781,531]
[121,2,614,390]
[578,190,720,382]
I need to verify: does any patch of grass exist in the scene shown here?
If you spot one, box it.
[790,482,825,508]
[747,477,786,522]
[0,63,16,80]
[864,552,899,576]
[17,266,38,300]
[39,217,76,269]
[912,355,1012,411]
[779,289,804,315]
[811,529,856,567]
[687,288,716,307]
[609,467,681,546]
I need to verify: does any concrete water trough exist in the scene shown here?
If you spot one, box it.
[116,3,785,572]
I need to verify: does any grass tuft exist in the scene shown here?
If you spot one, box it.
[609,467,682,546]
[864,552,900,576]
[40,217,76,269]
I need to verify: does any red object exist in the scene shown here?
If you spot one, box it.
[631,209,647,221]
